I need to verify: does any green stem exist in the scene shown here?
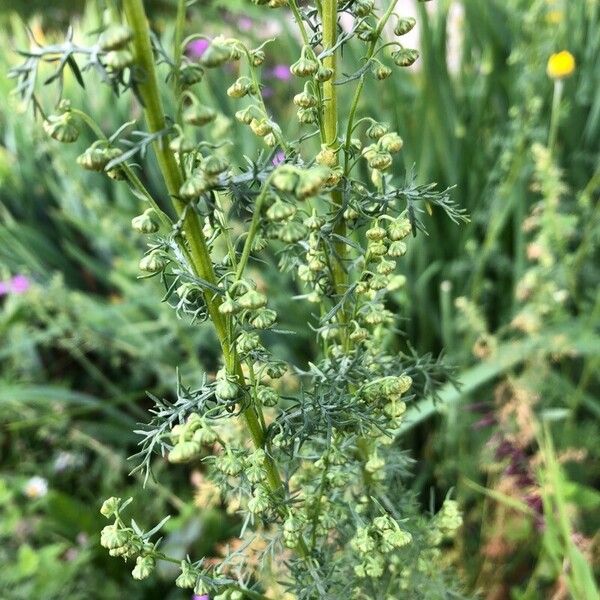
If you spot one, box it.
[548,79,563,156]
[122,0,283,495]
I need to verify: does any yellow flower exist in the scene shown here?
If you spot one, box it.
[546,9,563,24]
[546,50,576,79]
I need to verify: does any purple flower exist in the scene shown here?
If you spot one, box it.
[11,275,31,294]
[187,38,209,58]
[238,17,253,31]
[0,274,31,297]
[192,595,210,600]
[272,151,285,166]
[269,64,291,81]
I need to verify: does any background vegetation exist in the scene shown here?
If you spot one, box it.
[0,0,598,598]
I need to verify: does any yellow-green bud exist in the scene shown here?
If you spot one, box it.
[99,24,133,51]
[131,208,160,234]
[394,16,417,36]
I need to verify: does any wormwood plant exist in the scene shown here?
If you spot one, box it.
[12,0,467,597]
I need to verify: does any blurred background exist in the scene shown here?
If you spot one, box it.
[0,0,598,598]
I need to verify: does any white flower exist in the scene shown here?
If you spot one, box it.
[24,476,48,499]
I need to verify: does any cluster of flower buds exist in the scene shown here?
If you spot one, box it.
[77,140,124,179]
[234,104,280,147]
[351,514,412,578]
[293,83,319,125]
[43,100,79,143]
[428,498,463,545]
[179,154,230,201]
[168,413,219,463]
[359,374,412,426]
[99,497,157,580]
[291,45,333,83]
[361,128,404,172]
[99,13,134,73]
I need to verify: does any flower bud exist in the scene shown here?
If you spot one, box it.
[218,453,245,476]
[238,289,267,310]
[316,144,338,167]
[169,132,196,154]
[43,105,79,144]
[297,107,318,124]
[250,48,266,66]
[132,555,155,580]
[388,217,411,240]
[77,144,120,171]
[293,90,317,109]
[248,487,270,514]
[367,122,389,140]
[314,66,334,82]
[200,39,233,68]
[179,171,209,200]
[236,331,261,354]
[192,425,219,445]
[139,250,167,273]
[105,49,133,71]
[271,165,299,194]
[218,295,239,315]
[215,377,240,401]
[264,132,277,147]
[394,16,417,36]
[202,155,229,176]
[257,386,279,407]
[100,525,129,550]
[366,224,386,241]
[251,308,277,329]
[291,55,319,77]
[235,105,263,125]
[180,63,204,86]
[100,497,121,518]
[379,132,403,153]
[267,199,296,222]
[374,64,392,80]
[278,220,308,243]
[354,0,374,17]
[250,118,272,137]
[176,562,197,589]
[368,151,393,171]
[99,24,133,51]
[227,76,255,98]
[184,103,216,126]
[304,210,324,230]
[168,440,200,463]
[296,166,330,199]
[393,47,420,67]
[368,241,388,257]
[131,208,160,234]
[369,274,388,290]
[388,240,407,257]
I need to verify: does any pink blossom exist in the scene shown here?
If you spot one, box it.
[269,64,291,81]
[272,151,286,166]
[187,38,209,58]
[0,274,31,296]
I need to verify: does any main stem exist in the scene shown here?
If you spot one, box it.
[122,0,281,492]
[322,0,349,341]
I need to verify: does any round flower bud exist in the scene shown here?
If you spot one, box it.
[168,440,200,463]
[105,48,133,71]
[248,487,270,514]
[100,497,121,518]
[180,64,204,86]
[192,425,219,445]
[183,103,216,126]
[316,144,338,167]
[227,76,254,98]
[394,16,417,36]
[257,386,279,407]
[388,217,412,240]
[236,331,261,354]
[367,122,389,140]
[169,133,196,154]
[291,56,319,77]
[368,241,388,257]
[267,199,296,222]
[77,144,115,171]
[250,118,272,137]
[368,151,393,171]
[218,295,239,315]
[175,562,197,589]
[100,525,128,550]
[296,166,330,199]
[366,225,386,241]
[43,111,79,144]
[278,220,308,243]
[202,155,229,176]
[304,210,324,230]
[546,50,575,80]
[215,377,239,401]
[179,171,209,200]
[264,132,277,147]
[388,240,408,257]
[238,289,267,310]
[271,165,299,194]
[297,108,318,124]
[354,0,374,17]
[369,274,389,291]
[250,48,266,66]
[132,555,155,580]
[379,132,404,153]
[139,250,167,273]
[200,40,232,68]
[251,308,277,329]
[131,208,160,234]
[218,453,244,476]
[99,24,133,51]
[314,66,334,82]
[374,64,392,80]
[393,47,420,67]
[235,105,263,125]
[293,90,317,108]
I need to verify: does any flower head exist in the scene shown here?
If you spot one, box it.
[0,274,31,297]
[187,38,210,59]
[546,50,575,79]
[24,476,48,499]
